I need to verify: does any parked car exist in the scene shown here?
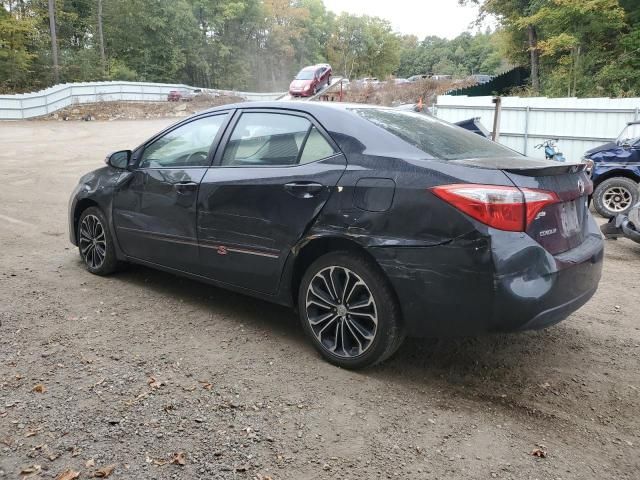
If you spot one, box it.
[408,74,429,82]
[358,77,381,88]
[69,102,603,369]
[470,74,493,84]
[391,78,411,86]
[289,64,332,97]
[167,89,201,102]
[583,121,640,217]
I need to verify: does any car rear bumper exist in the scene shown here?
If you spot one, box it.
[369,222,604,338]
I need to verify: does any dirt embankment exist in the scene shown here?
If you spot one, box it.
[40,94,244,122]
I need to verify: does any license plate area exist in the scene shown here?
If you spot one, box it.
[560,200,580,237]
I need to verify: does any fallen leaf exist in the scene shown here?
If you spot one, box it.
[171,452,186,466]
[147,377,162,389]
[20,465,41,474]
[93,464,117,477]
[86,459,96,468]
[531,447,547,458]
[32,384,46,394]
[55,469,80,480]
[198,380,213,390]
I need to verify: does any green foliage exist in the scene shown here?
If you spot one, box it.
[466,0,640,96]
[2,0,639,97]
[0,2,37,92]
[398,31,505,78]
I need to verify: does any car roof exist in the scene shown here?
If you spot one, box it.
[201,101,392,116]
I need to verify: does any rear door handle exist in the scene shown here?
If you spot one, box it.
[284,182,325,198]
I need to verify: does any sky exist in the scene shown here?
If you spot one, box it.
[321,0,486,40]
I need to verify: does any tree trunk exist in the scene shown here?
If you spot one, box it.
[97,0,106,77]
[527,25,539,93]
[48,0,59,84]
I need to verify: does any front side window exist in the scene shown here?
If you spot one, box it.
[139,114,228,168]
[221,113,336,167]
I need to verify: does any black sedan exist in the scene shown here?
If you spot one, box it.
[69,102,604,369]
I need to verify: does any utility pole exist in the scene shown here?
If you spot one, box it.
[48,0,60,84]
[97,0,106,76]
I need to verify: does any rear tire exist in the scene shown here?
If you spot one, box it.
[77,207,120,276]
[593,177,639,218]
[298,251,404,369]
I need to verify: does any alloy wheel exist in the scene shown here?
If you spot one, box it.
[79,214,107,269]
[603,186,632,213]
[305,266,378,358]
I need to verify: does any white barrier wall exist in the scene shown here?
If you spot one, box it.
[0,81,285,120]
[435,95,640,163]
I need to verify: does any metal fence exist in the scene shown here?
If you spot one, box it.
[435,95,640,163]
[0,81,285,120]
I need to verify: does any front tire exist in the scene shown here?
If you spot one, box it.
[593,177,639,218]
[298,251,404,369]
[77,207,120,275]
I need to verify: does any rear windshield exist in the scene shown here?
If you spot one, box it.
[352,108,517,160]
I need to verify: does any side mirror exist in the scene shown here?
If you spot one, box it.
[105,150,132,169]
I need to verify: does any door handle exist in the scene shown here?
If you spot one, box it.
[173,181,198,194]
[284,182,325,198]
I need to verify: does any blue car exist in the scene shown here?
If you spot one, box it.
[585,121,640,217]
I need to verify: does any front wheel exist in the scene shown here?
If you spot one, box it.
[593,177,639,218]
[298,251,404,369]
[78,207,120,275]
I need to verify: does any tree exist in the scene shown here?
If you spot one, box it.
[47,0,59,83]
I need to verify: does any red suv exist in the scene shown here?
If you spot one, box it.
[289,64,332,97]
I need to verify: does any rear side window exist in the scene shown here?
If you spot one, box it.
[352,108,516,160]
[221,113,336,166]
[300,127,335,164]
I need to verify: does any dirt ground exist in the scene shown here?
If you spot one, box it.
[0,119,639,480]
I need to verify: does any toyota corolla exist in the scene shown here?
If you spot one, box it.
[69,102,604,369]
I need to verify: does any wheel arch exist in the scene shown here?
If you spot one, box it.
[289,234,394,309]
[72,198,100,242]
[593,169,640,188]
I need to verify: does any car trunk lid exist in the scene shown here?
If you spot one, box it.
[450,157,592,255]
[504,164,592,255]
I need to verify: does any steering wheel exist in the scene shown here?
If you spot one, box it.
[185,151,208,164]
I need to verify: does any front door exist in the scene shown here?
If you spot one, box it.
[112,113,230,272]
[197,110,346,294]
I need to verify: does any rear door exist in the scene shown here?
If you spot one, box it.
[197,109,346,294]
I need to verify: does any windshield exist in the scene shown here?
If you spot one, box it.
[352,108,517,160]
[616,124,640,145]
[295,70,315,80]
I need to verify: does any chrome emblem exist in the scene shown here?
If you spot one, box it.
[578,179,585,195]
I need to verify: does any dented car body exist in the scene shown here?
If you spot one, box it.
[69,102,604,366]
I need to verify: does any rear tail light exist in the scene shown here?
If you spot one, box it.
[431,184,559,232]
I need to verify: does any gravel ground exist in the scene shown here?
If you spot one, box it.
[1,119,639,480]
